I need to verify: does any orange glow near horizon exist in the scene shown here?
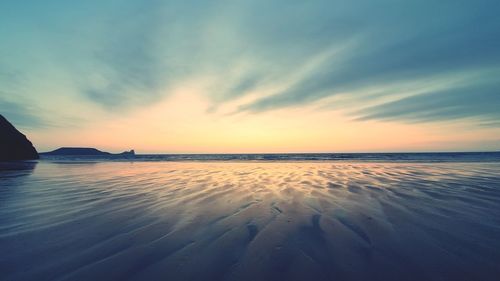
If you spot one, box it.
[28,84,500,154]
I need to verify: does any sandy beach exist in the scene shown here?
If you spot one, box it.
[1,161,500,281]
[3,0,500,279]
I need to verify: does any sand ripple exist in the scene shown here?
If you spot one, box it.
[1,161,500,281]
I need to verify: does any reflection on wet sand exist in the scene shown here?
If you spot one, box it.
[1,161,500,281]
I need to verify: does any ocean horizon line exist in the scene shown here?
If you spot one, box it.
[36,151,500,163]
[134,151,500,155]
[40,150,500,155]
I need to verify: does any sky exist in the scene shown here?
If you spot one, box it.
[1,0,499,153]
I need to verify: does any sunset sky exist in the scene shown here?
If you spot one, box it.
[1,0,499,153]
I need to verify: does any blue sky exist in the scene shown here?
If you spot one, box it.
[1,0,499,152]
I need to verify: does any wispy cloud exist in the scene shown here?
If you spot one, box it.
[355,76,500,123]
[1,0,499,128]
[0,98,46,129]
[236,1,500,122]
[72,1,170,109]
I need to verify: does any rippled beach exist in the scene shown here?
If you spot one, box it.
[1,160,500,281]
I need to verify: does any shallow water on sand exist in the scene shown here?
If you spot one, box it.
[1,161,500,281]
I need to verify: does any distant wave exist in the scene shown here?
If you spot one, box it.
[39,152,500,163]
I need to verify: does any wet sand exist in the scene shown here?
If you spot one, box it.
[1,161,500,281]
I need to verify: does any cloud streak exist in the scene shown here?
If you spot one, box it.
[0,98,46,129]
[355,76,500,123]
[236,1,500,122]
[1,0,499,129]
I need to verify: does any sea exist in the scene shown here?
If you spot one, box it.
[38,151,500,162]
[1,152,500,281]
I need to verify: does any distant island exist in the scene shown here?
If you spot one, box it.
[41,147,135,156]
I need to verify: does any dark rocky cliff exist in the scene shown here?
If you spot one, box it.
[0,114,39,161]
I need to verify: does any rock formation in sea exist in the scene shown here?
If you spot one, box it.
[118,149,135,156]
[0,114,39,161]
